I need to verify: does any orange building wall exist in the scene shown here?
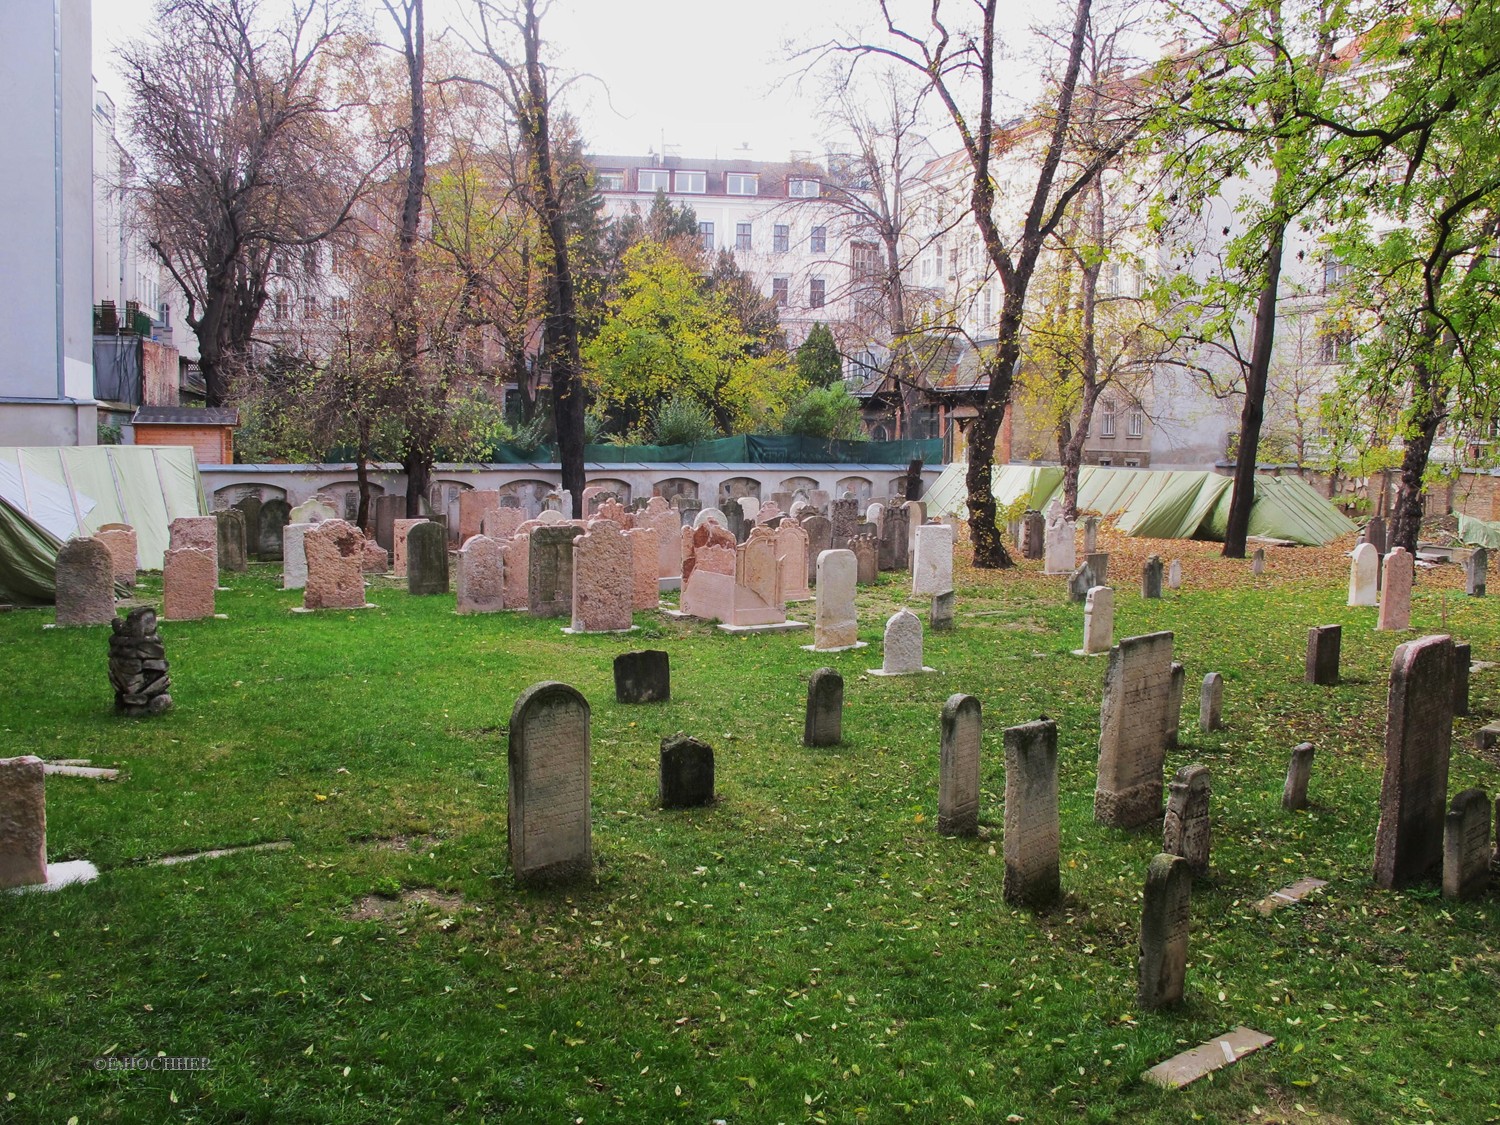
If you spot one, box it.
[134,425,233,465]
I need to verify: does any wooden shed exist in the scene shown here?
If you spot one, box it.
[130,406,239,465]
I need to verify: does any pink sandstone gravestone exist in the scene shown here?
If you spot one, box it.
[641,497,683,580]
[169,516,219,582]
[0,755,47,889]
[163,547,217,620]
[393,519,427,578]
[54,538,117,626]
[95,527,138,589]
[458,490,502,544]
[570,521,634,632]
[303,519,368,610]
[456,535,506,614]
[1377,547,1414,631]
[626,527,660,610]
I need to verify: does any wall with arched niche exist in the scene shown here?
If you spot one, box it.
[717,476,762,505]
[652,477,699,503]
[321,480,386,523]
[213,482,286,508]
[778,475,820,496]
[500,479,554,517]
[585,478,633,506]
[835,476,873,501]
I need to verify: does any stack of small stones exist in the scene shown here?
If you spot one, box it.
[108,607,172,716]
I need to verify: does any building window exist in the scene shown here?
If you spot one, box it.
[638,169,669,191]
[772,277,789,307]
[932,239,943,275]
[851,241,880,282]
[596,170,625,191]
[736,222,752,251]
[726,172,759,195]
[1098,457,1113,467]
[675,170,706,194]
[811,226,827,254]
[1127,409,1145,437]
[1100,400,1115,437]
[789,178,820,198]
[303,294,319,318]
[948,247,959,278]
[1123,458,1141,468]
[330,296,347,318]
[980,284,992,324]
[810,278,826,308]
[273,292,289,319]
[1323,255,1351,292]
[773,225,789,253]
[699,222,715,252]
[1318,328,1354,364]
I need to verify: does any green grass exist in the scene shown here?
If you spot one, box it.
[1,541,1497,1124]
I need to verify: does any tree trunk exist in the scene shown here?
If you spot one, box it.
[1062,381,1101,518]
[404,453,431,520]
[1389,325,1447,554]
[1223,222,1285,558]
[391,0,428,518]
[965,408,1012,567]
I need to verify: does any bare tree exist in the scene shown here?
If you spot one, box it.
[122,0,381,406]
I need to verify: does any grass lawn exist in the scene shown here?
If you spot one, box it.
[1,529,1497,1124]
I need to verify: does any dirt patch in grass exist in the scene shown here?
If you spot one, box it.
[1230,1085,1353,1124]
[348,887,467,923]
[363,833,442,853]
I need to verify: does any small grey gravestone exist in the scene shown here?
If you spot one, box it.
[528,525,584,617]
[1079,586,1114,655]
[232,495,263,557]
[1141,555,1163,599]
[614,650,670,704]
[1021,510,1045,560]
[659,734,715,809]
[54,538,116,626]
[1466,548,1487,597]
[1374,635,1455,890]
[1305,625,1341,686]
[1095,631,1175,828]
[1165,662,1186,749]
[1283,743,1315,811]
[802,514,832,586]
[407,521,450,595]
[874,608,930,675]
[1453,642,1471,718]
[0,755,47,889]
[1199,673,1223,732]
[1085,551,1109,585]
[852,538,878,585]
[804,668,844,747]
[1168,559,1182,590]
[1251,548,1265,575]
[373,494,403,551]
[1139,853,1192,1011]
[507,682,591,885]
[1003,718,1059,908]
[1364,516,1387,556]
[216,508,247,573]
[1442,788,1491,901]
[1163,765,1212,877]
[1067,561,1096,603]
[938,694,982,836]
[930,590,955,632]
[257,499,290,561]
[1083,515,1099,554]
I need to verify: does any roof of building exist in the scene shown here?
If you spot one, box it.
[131,406,239,426]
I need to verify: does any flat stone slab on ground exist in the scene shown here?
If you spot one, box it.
[5,859,99,894]
[43,764,120,780]
[799,640,867,652]
[155,841,293,866]
[1141,1027,1275,1089]
[291,603,378,614]
[868,665,937,676]
[715,620,808,635]
[1253,876,1328,916]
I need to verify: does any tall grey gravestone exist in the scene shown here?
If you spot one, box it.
[1021,511,1045,560]
[1283,743,1315,811]
[1453,641,1471,717]
[508,682,591,885]
[1141,555,1164,599]
[879,503,910,572]
[0,755,47,889]
[1373,634,1455,890]
[257,499,291,561]
[528,525,584,617]
[1165,662,1186,749]
[1162,765,1212,877]
[1466,547,1487,597]
[54,538,116,626]
[938,694,982,836]
[804,668,844,747]
[1085,551,1109,585]
[1442,788,1491,901]
[1306,625,1341,685]
[407,521,450,595]
[614,650,670,704]
[1364,516,1387,556]
[1199,673,1223,732]
[216,508,247,572]
[1139,853,1192,1011]
[830,498,859,545]
[802,514,832,587]
[232,495,263,557]
[1067,561,1096,603]
[1003,718,1059,908]
[812,549,860,650]
[1095,631,1176,828]
[931,590,955,632]
[373,494,403,551]
[659,735,714,809]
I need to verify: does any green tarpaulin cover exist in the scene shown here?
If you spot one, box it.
[925,462,1355,547]
[477,435,942,465]
[0,446,207,605]
[1456,513,1500,549]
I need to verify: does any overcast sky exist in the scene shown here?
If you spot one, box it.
[92,0,1053,162]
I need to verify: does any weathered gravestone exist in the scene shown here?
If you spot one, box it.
[282,523,314,590]
[615,650,670,704]
[1003,718,1060,908]
[1305,625,1341,686]
[1043,506,1076,575]
[392,519,427,578]
[938,694,982,836]
[163,547,216,621]
[1139,853,1192,1011]
[1083,515,1099,554]
[1453,641,1471,717]
[169,516,219,577]
[1442,788,1491,901]
[256,499,290,561]
[852,537,878,585]
[1067,560,1096,604]
[1251,548,1266,575]
[1348,542,1379,607]
[626,527,661,611]
[776,521,811,601]
[1079,586,1114,656]
[830,497,859,545]
[1095,631,1176,828]
[303,519,368,610]
[407,521,450,596]
[1363,515,1387,556]
[931,590,955,632]
[508,682,591,885]
[529,525,584,617]
[810,550,860,651]
[911,522,954,597]
[373,494,404,552]
[457,489,502,544]
[640,497,683,583]
[1199,673,1223,733]
[1021,510,1045,560]
[802,514,832,587]
[0,756,47,889]
[1373,634,1455,889]
[804,668,843,747]
[54,538,116,626]
[659,734,715,809]
[481,507,526,542]
[1141,555,1164,599]
[108,606,171,714]
[1085,551,1109,585]
[1168,559,1182,590]
[232,495,263,556]
[1165,662,1186,749]
[1163,765,1212,877]
[288,497,338,525]
[456,535,505,614]
[879,503,910,572]
[1466,547,1487,597]
[874,608,930,675]
[1282,743,1315,811]
[215,508,247,573]
[95,527,138,590]
[1376,547,1414,631]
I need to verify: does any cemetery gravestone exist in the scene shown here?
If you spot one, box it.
[802,514,832,587]
[931,590,955,632]
[481,507,526,542]
[1364,516,1387,555]
[911,522,954,597]
[282,523,313,590]
[1021,510,1045,560]
[1454,641,1471,717]
[256,499,290,561]
[303,520,367,610]
[1166,662,1186,748]
[1348,542,1379,606]
[1141,555,1164,599]
[456,535,505,614]
[1168,559,1182,590]
[407,522,450,596]
[570,521,633,632]
[1251,548,1265,575]
[1305,625,1341,685]
[1442,788,1491,901]
[640,498,683,582]
[1139,853,1192,1011]
[169,516,219,578]
[626,527,661,610]
[852,537,878,585]
[507,682,591,885]
[1085,551,1109,585]
[659,735,715,809]
[1376,547,1414,630]
[879,503,910,571]
[776,521,811,601]
[804,668,844,747]
[1373,634,1455,889]
[830,498,859,545]
[1083,515,1099,554]
[0,756,47,889]
[95,527,138,589]
[1199,673,1223,732]
[54,538,116,626]
[938,694,982,836]
[163,547,216,620]
[1003,718,1060,907]
[1080,586,1114,656]
[1067,561,1096,603]
[1095,631,1176,828]
[1466,547,1487,597]
[1163,765,1212,877]
[216,508,247,573]
[458,490,502,544]
[1283,743,1316,811]
[875,608,929,675]
[108,606,172,715]
[392,519,427,578]
[232,495,263,556]
[529,525,584,617]
[373,494,403,551]
[811,550,860,650]
[614,650,670,704]
[1043,508,1076,575]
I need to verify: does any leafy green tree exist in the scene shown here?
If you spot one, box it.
[796,323,844,388]
[782,384,865,440]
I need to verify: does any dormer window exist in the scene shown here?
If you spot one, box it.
[726,173,759,195]
[675,170,706,193]
[789,178,820,198]
[638,169,669,191]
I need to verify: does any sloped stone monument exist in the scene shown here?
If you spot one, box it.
[1373,634,1454,889]
[937,693,981,836]
[508,682,591,885]
[1095,631,1175,828]
[1003,718,1060,907]
[1139,853,1192,1011]
[1163,765,1212,877]
[804,668,843,747]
